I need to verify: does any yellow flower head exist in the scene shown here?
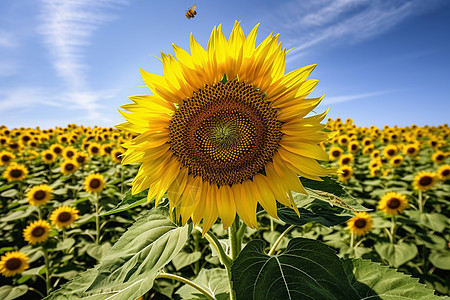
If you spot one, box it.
[338,165,353,182]
[338,153,354,166]
[41,149,56,164]
[50,206,79,229]
[84,173,106,193]
[437,164,450,181]
[432,151,446,164]
[0,251,29,277]
[50,143,64,156]
[348,140,359,153]
[118,22,334,232]
[378,192,408,215]
[2,163,28,182]
[75,152,89,165]
[383,144,398,159]
[403,143,420,156]
[111,148,124,163]
[370,150,380,160]
[23,219,52,244]
[27,184,53,206]
[329,146,344,161]
[413,171,438,191]
[0,150,15,166]
[88,142,102,156]
[62,146,78,160]
[347,212,372,236]
[390,155,403,168]
[60,160,78,176]
[337,135,349,146]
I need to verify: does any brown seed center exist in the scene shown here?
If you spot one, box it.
[354,219,367,228]
[5,258,22,270]
[442,169,450,177]
[419,176,433,186]
[89,179,101,189]
[31,226,45,237]
[1,155,10,162]
[66,150,74,158]
[57,212,72,223]
[387,198,400,209]
[10,169,23,178]
[45,153,53,160]
[34,190,46,201]
[65,163,74,171]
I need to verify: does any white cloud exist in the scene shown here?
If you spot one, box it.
[0,61,19,77]
[0,88,61,111]
[37,0,127,117]
[0,30,18,48]
[324,90,392,105]
[278,0,446,62]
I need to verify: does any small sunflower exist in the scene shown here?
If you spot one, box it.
[337,135,349,146]
[338,153,353,166]
[413,171,438,191]
[390,155,403,168]
[378,192,408,215]
[8,140,23,151]
[432,151,446,164]
[62,146,78,160]
[0,150,15,166]
[370,150,380,160]
[403,143,420,156]
[111,148,124,163]
[50,143,64,156]
[50,206,79,229]
[75,152,89,165]
[102,143,114,156]
[0,251,29,277]
[362,145,374,155]
[2,163,28,182]
[369,166,381,177]
[84,173,106,193]
[60,160,78,176]
[23,219,52,244]
[437,164,450,181]
[362,137,372,147]
[348,141,359,153]
[26,184,53,206]
[88,142,102,156]
[383,144,398,159]
[329,146,344,161]
[118,22,334,231]
[338,165,353,182]
[41,150,56,164]
[347,212,372,236]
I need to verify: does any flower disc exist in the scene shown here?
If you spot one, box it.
[0,251,29,277]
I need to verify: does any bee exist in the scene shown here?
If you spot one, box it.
[185,4,197,19]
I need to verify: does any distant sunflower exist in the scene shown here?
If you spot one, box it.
[403,143,419,156]
[8,140,23,151]
[338,165,353,182]
[62,146,78,160]
[88,142,102,156]
[390,155,403,168]
[23,219,51,244]
[50,143,64,156]
[347,212,372,236]
[2,163,28,182]
[27,184,53,206]
[118,22,334,231]
[329,146,344,161]
[0,150,15,166]
[362,145,374,155]
[337,135,349,146]
[348,141,359,153]
[0,251,29,277]
[383,145,398,159]
[41,150,56,164]
[378,192,408,215]
[432,151,446,164]
[362,137,372,147]
[437,164,450,181]
[84,173,105,193]
[111,148,124,163]
[413,171,437,191]
[339,153,353,166]
[60,160,78,176]
[369,166,381,177]
[370,150,380,160]
[75,152,89,165]
[50,206,79,229]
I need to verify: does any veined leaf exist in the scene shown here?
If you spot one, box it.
[176,268,229,300]
[101,189,149,216]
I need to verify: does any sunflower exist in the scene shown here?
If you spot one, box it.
[102,143,114,156]
[383,144,398,159]
[23,219,52,244]
[337,135,349,146]
[2,163,28,182]
[88,142,102,156]
[84,173,106,193]
[111,148,124,163]
[75,152,89,165]
[369,166,381,177]
[338,154,353,166]
[329,146,344,161]
[348,141,359,153]
[403,143,419,156]
[362,145,374,155]
[338,165,353,182]
[62,146,78,160]
[432,151,446,164]
[60,160,78,176]
[0,150,15,166]
[370,150,380,160]
[413,171,438,191]
[118,22,334,231]
[346,212,372,236]
[8,140,23,151]
[50,206,79,229]
[0,251,29,277]
[26,184,53,206]
[378,192,408,215]
[390,155,403,168]
[362,137,372,147]
[437,164,450,181]
[41,150,56,164]
[50,143,64,156]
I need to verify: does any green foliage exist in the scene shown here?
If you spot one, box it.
[0,285,28,300]
[374,242,419,268]
[176,268,229,300]
[101,189,149,216]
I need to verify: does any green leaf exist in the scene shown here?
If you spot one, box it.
[0,188,18,198]
[0,206,35,222]
[277,199,353,227]
[172,251,202,271]
[86,243,111,262]
[231,237,360,300]
[47,207,190,300]
[429,250,450,270]
[101,189,149,216]
[342,258,439,299]
[0,285,29,300]
[300,177,370,211]
[176,268,229,300]
[406,211,447,233]
[374,242,418,268]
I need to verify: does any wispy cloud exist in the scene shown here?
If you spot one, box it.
[0,30,19,48]
[0,61,19,78]
[324,90,393,105]
[0,88,61,111]
[38,0,127,119]
[278,0,446,62]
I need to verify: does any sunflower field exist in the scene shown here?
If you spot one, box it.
[0,118,448,299]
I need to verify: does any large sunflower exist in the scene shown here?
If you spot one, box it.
[50,206,79,229]
[118,22,333,231]
[437,164,450,181]
[2,163,28,182]
[84,173,106,193]
[413,171,438,191]
[378,192,408,215]
[27,184,53,206]
[0,251,29,277]
[23,219,52,244]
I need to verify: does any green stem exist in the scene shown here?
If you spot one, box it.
[350,232,354,249]
[42,248,51,295]
[268,225,295,256]
[418,191,423,212]
[391,215,397,244]
[155,272,215,300]
[28,287,45,298]
[94,193,100,244]
[120,165,124,195]
[193,231,200,275]
[229,217,240,260]
[197,227,231,268]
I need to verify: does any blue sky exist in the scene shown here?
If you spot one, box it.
[1,0,449,129]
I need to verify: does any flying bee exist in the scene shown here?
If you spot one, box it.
[185,4,197,19]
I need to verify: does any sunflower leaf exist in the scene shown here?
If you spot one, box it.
[176,268,229,300]
[231,237,361,300]
[100,189,149,216]
[46,207,190,300]
[300,177,370,211]
[342,258,439,299]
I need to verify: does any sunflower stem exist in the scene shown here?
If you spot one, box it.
[42,247,51,295]
[120,164,124,195]
[155,272,215,300]
[196,227,231,268]
[227,216,242,300]
[94,193,100,245]
[350,232,354,249]
[268,225,295,256]
[390,215,397,244]
[418,191,423,212]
